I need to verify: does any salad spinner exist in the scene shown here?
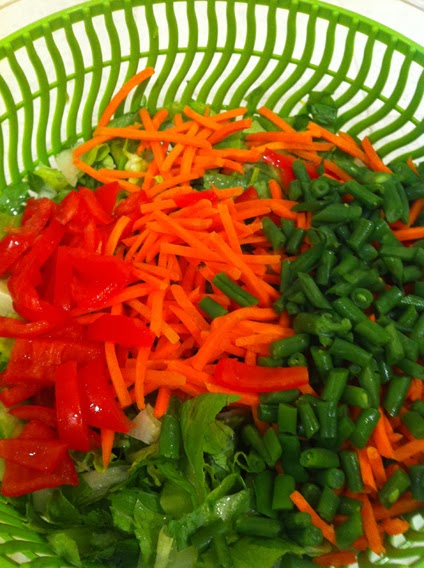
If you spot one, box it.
[0,0,423,566]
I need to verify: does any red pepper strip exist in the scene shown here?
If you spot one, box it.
[214,358,309,393]
[52,247,73,311]
[234,185,260,204]
[79,187,114,225]
[79,358,130,433]
[0,316,57,338]
[55,361,90,452]
[9,405,57,427]
[95,182,121,215]
[0,438,68,473]
[55,191,81,225]
[263,148,319,185]
[21,197,56,226]
[174,190,219,208]
[115,191,151,217]
[19,418,55,439]
[86,314,155,348]
[0,384,42,407]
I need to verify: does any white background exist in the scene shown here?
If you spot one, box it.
[0,0,423,45]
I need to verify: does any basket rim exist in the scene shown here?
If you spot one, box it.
[0,0,423,67]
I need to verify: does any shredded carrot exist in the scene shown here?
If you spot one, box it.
[105,215,131,256]
[408,198,424,226]
[101,429,115,469]
[394,439,424,462]
[357,449,377,492]
[314,551,357,567]
[154,387,171,418]
[374,496,423,520]
[380,518,410,536]
[290,491,336,544]
[407,156,419,174]
[366,446,387,487]
[362,136,392,173]
[104,342,132,407]
[373,409,395,459]
[360,495,385,555]
[393,226,424,241]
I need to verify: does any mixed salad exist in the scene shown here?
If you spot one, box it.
[0,68,423,568]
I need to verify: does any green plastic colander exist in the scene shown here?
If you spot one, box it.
[0,0,424,566]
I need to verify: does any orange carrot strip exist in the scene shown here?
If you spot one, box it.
[314,551,358,567]
[373,409,395,459]
[374,496,422,520]
[393,227,424,241]
[149,289,166,337]
[257,106,297,133]
[366,446,387,486]
[97,168,147,179]
[134,345,152,410]
[235,330,294,347]
[380,518,410,536]
[183,105,221,131]
[394,440,424,462]
[98,67,154,127]
[290,491,336,544]
[205,382,259,407]
[269,179,283,200]
[244,350,257,366]
[95,126,212,150]
[362,137,392,173]
[101,429,115,469]
[310,124,369,163]
[207,118,252,145]
[211,186,244,199]
[154,387,171,418]
[170,285,210,331]
[408,197,424,227]
[105,215,131,256]
[361,495,385,555]
[104,342,132,407]
[217,202,242,253]
[407,156,419,174]
[357,449,377,492]
[323,160,353,182]
[211,107,247,122]
[139,108,165,166]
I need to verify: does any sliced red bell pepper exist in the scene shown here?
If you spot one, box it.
[95,182,121,216]
[55,191,81,225]
[55,361,90,452]
[21,197,56,227]
[0,316,57,339]
[9,405,57,427]
[263,148,319,187]
[0,438,68,473]
[234,185,260,204]
[1,451,78,497]
[86,314,155,348]
[79,187,113,225]
[114,190,151,217]
[0,384,42,407]
[79,358,130,433]
[19,418,55,439]
[174,190,219,208]
[213,358,309,393]
[52,247,73,311]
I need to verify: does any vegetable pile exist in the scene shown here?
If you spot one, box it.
[0,68,423,567]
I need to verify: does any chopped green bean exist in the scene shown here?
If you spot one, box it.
[379,468,411,509]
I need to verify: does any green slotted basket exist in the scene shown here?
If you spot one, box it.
[0,0,424,566]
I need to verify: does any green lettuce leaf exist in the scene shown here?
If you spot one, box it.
[229,536,304,568]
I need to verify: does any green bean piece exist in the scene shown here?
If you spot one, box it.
[383,375,412,417]
[409,465,424,501]
[285,555,316,568]
[340,451,364,493]
[347,218,376,251]
[411,400,424,417]
[211,534,233,568]
[235,514,283,538]
[322,368,349,402]
[380,244,418,263]
[336,511,363,549]
[358,243,379,263]
[341,385,370,409]
[281,218,295,240]
[411,313,424,355]
[290,243,324,275]
[349,408,380,449]
[385,323,405,365]
[292,160,311,184]
[332,253,360,278]
[287,352,308,367]
[341,179,383,209]
[399,294,424,310]
[263,427,282,467]
[397,305,419,330]
[383,178,405,224]
[279,434,309,483]
[383,256,403,285]
[242,425,270,464]
[315,468,346,490]
[262,217,286,251]
[270,333,310,359]
[396,358,424,380]
[354,319,390,347]
[297,401,319,439]
[283,511,312,530]
[272,474,296,511]
[260,389,300,404]
[289,526,323,547]
[297,272,332,309]
[406,182,424,200]
[328,338,373,367]
[401,411,424,439]
[317,486,340,523]
[212,273,259,307]
[313,203,362,224]
[254,470,277,518]
[286,228,306,255]
[375,286,404,315]
[391,161,420,184]
[257,404,278,423]
[191,520,226,552]
[159,414,181,460]
[318,225,340,250]
[277,403,297,435]
[300,483,322,508]
[350,288,374,310]
[414,281,424,298]
[310,178,330,198]
[315,250,336,287]
[359,365,381,408]
[332,297,368,324]
[310,347,333,380]
[372,216,400,246]
[198,296,228,320]
[299,448,340,469]
[379,469,411,509]
[317,400,337,440]
[280,260,292,294]
[288,179,303,201]
[337,496,363,516]
[294,312,351,339]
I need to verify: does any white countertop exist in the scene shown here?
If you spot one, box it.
[0,0,423,46]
